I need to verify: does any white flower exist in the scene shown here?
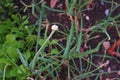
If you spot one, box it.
[51,24,59,31]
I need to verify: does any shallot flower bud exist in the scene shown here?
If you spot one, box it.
[51,24,59,31]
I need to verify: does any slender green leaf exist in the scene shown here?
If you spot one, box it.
[63,21,74,59]
[17,49,28,69]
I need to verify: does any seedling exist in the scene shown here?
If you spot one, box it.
[30,24,59,70]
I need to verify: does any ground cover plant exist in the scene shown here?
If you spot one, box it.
[0,0,120,80]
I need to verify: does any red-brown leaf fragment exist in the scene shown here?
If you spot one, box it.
[50,0,58,8]
[107,39,120,56]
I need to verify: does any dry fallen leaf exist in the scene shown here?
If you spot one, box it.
[50,0,58,8]
[105,78,111,80]
[99,60,110,68]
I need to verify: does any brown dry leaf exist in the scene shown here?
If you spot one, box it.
[108,39,120,56]
[99,60,110,68]
[105,78,111,80]
[116,39,120,45]
[50,0,58,8]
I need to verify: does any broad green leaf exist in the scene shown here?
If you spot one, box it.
[0,58,11,65]
[17,65,27,74]
[6,34,16,41]
[6,68,17,78]
[51,49,59,54]
[50,39,59,45]
[22,16,27,20]
[11,15,19,23]
[37,39,45,46]
[16,41,25,49]
[6,46,19,61]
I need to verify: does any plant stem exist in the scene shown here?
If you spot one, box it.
[31,30,55,70]
[3,64,8,80]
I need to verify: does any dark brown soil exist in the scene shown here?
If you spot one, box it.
[14,0,120,80]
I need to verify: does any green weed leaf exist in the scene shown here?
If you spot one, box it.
[0,58,11,65]
[6,46,19,61]
[51,49,59,54]
[6,34,16,41]
[17,65,27,74]
[17,49,28,69]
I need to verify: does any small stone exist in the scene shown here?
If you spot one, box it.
[105,9,109,16]
[103,41,111,50]
[85,16,90,20]
[107,67,111,73]
[101,1,104,5]
[105,78,110,80]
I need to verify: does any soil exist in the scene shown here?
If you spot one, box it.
[14,0,120,80]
